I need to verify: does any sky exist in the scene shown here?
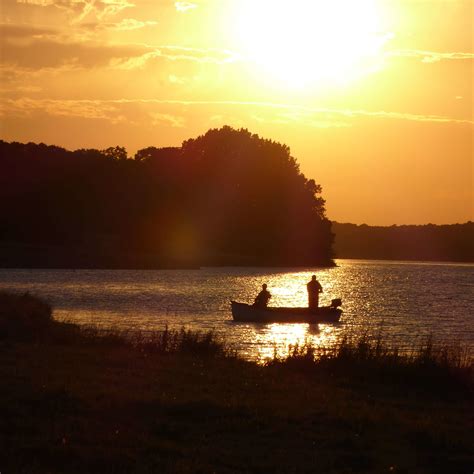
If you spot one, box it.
[0,0,472,225]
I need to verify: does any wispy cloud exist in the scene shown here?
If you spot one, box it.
[16,0,54,4]
[174,1,197,13]
[16,0,135,22]
[109,18,157,30]
[0,28,148,69]
[122,100,474,125]
[266,110,352,128]
[0,97,126,123]
[0,84,43,94]
[390,49,474,63]
[81,18,158,31]
[111,46,239,69]
[168,74,188,85]
[150,112,185,127]
[2,98,472,126]
[325,107,473,125]
[0,23,56,39]
[0,24,238,71]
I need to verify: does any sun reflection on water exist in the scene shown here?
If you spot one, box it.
[2,262,472,361]
[254,323,309,361]
[252,321,342,363]
[244,271,344,362]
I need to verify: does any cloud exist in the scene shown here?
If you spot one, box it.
[134,100,473,125]
[0,84,42,94]
[0,97,126,123]
[168,74,188,85]
[150,112,185,127]
[81,18,158,31]
[16,0,135,22]
[0,24,237,71]
[0,98,184,130]
[270,110,352,128]
[326,107,473,125]
[174,1,197,13]
[107,18,158,30]
[0,63,80,87]
[16,0,54,4]
[390,49,474,63]
[0,23,54,37]
[249,111,350,128]
[95,0,135,19]
[0,35,148,69]
[2,98,472,127]
[111,46,239,69]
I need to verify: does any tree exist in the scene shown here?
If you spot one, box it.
[176,126,334,264]
[0,127,335,266]
[102,146,128,161]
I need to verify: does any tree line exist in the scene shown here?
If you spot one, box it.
[0,127,334,268]
[332,222,474,262]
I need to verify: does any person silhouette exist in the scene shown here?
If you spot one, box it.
[253,283,271,308]
[307,275,323,310]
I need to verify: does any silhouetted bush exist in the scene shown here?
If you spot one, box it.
[0,291,52,340]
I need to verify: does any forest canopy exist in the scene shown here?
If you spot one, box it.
[0,127,334,268]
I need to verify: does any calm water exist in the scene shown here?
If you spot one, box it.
[0,260,473,361]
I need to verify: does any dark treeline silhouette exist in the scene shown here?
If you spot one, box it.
[0,126,334,268]
[332,222,474,262]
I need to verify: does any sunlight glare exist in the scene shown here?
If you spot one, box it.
[249,271,344,363]
[233,0,390,88]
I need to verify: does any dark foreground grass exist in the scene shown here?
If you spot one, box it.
[0,292,473,474]
[267,334,473,400]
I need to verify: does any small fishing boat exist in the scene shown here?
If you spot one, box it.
[231,299,342,323]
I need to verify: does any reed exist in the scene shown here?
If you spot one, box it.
[0,291,234,359]
[128,326,233,358]
[266,333,473,397]
[269,332,472,369]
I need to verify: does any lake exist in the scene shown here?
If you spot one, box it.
[1,260,473,361]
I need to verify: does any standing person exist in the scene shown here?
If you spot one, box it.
[253,283,271,308]
[307,275,323,310]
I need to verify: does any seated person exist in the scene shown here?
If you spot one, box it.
[253,283,271,308]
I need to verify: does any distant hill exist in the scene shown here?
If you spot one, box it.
[332,222,474,262]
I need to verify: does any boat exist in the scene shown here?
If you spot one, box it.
[230,299,342,323]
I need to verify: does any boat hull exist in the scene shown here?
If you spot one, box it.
[231,301,342,323]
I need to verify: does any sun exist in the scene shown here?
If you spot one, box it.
[232,0,390,89]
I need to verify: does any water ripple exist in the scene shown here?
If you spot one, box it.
[0,260,472,361]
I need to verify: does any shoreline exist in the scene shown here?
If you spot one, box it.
[3,258,474,271]
[0,243,336,270]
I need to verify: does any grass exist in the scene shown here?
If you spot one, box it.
[266,334,473,405]
[269,331,472,373]
[0,292,473,473]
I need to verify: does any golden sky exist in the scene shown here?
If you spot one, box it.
[0,0,472,225]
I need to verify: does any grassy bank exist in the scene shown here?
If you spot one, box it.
[0,292,472,473]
